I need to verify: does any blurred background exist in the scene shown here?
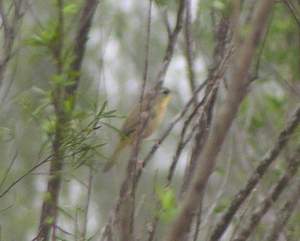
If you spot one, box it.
[0,0,299,240]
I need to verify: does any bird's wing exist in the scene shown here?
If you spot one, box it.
[121,100,156,138]
[121,105,142,137]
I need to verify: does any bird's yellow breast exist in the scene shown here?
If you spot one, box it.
[146,95,171,136]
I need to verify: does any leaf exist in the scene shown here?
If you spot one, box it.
[51,74,75,87]
[213,198,230,213]
[32,102,50,119]
[155,0,171,7]
[98,101,108,116]
[212,0,225,10]
[156,186,178,223]
[100,120,122,133]
[63,96,74,113]
[42,119,56,135]
[31,86,47,96]
[63,3,79,15]
[26,22,57,48]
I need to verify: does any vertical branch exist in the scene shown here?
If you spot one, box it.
[81,166,93,240]
[37,1,98,240]
[155,0,185,87]
[66,0,99,96]
[141,0,153,100]
[184,0,196,94]
[113,1,154,241]
[181,15,233,196]
[0,0,24,87]
[104,1,186,241]
[164,1,275,241]
[38,2,65,240]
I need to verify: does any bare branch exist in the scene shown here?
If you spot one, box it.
[0,150,18,190]
[66,0,99,96]
[155,0,185,87]
[282,0,300,28]
[209,104,300,241]
[0,155,52,199]
[164,1,275,241]
[138,80,207,181]
[81,166,94,240]
[264,179,300,241]
[233,147,300,241]
[184,0,196,94]
[102,2,187,240]
[0,0,25,86]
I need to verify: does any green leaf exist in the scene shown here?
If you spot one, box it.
[156,186,178,223]
[213,198,230,213]
[51,74,74,87]
[212,0,225,10]
[64,96,74,113]
[26,22,57,48]
[45,216,54,225]
[98,101,108,116]
[32,102,50,119]
[63,3,79,15]
[42,119,56,135]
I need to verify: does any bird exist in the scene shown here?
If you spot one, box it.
[103,87,172,172]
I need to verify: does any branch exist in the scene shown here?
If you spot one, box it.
[282,0,300,28]
[66,0,99,96]
[137,80,207,182]
[263,179,300,241]
[155,0,185,87]
[102,2,187,240]
[0,0,24,86]
[0,150,18,190]
[233,147,300,241]
[209,104,300,241]
[0,155,52,199]
[180,15,232,195]
[37,1,99,240]
[183,0,196,94]
[163,1,275,241]
[81,166,93,240]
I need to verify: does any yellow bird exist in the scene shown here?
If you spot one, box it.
[103,87,172,172]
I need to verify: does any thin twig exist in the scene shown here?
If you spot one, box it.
[164,1,275,240]
[233,147,300,241]
[184,0,197,95]
[81,166,93,240]
[141,0,153,100]
[155,0,186,87]
[113,1,155,240]
[0,155,52,198]
[103,2,186,240]
[180,15,233,197]
[0,150,18,190]
[137,80,207,182]
[167,98,205,184]
[264,179,300,241]
[282,0,300,28]
[209,104,300,241]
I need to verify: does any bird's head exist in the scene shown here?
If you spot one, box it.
[157,87,172,108]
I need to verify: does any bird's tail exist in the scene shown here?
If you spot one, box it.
[103,141,125,172]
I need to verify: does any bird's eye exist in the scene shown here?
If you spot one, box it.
[162,89,170,95]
